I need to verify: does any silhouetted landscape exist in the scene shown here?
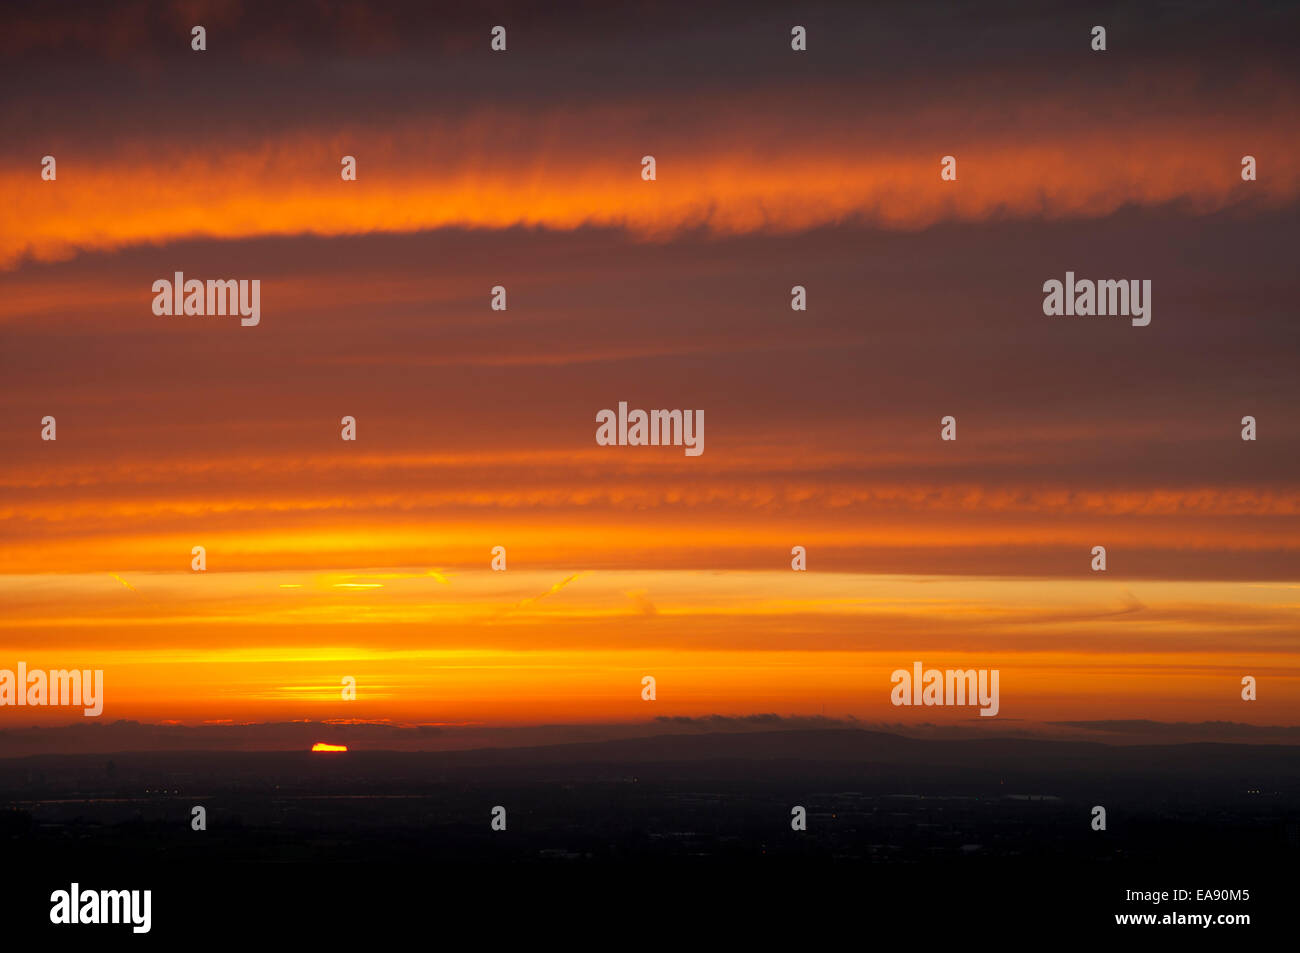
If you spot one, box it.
[3,729,1292,937]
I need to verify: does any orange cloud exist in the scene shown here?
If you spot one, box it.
[4,96,1297,267]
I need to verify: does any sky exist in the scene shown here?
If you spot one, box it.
[1,0,1297,748]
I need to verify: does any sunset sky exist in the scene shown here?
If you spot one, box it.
[2,0,1297,745]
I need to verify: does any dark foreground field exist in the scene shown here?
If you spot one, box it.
[1,729,1293,940]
